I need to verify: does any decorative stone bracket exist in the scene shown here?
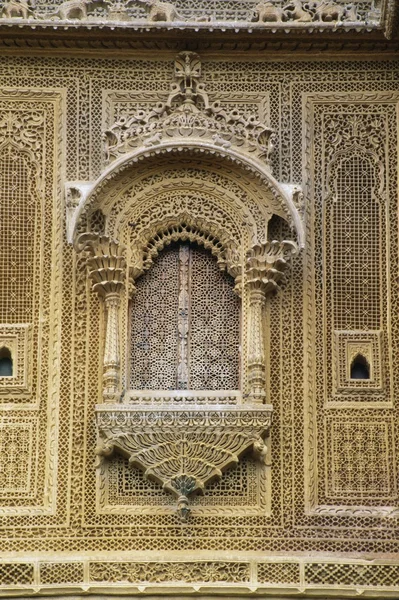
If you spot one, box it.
[95,405,272,520]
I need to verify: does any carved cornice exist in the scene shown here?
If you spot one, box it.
[95,404,273,520]
[0,0,389,34]
[0,32,398,55]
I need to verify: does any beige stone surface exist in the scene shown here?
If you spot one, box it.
[0,11,399,595]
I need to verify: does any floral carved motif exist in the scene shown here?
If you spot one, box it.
[103,51,276,169]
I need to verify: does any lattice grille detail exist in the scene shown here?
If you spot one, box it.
[330,154,380,331]
[0,563,34,585]
[257,562,300,584]
[0,146,38,323]
[39,562,84,585]
[304,563,399,587]
[130,243,240,390]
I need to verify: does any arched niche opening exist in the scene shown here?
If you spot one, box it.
[129,240,241,391]
[350,354,370,380]
[0,347,13,377]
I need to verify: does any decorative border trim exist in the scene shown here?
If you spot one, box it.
[2,555,399,596]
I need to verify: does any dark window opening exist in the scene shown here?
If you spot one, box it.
[350,354,370,380]
[0,347,13,377]
[267,214,290,242]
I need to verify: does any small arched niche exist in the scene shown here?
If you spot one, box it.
[350,354,370,380]
[0,347,13,377]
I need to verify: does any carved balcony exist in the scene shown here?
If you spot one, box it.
[95,397,272,520]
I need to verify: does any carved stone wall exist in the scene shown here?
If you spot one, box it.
[0,54,399,597]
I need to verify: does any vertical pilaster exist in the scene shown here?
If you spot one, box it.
[245,240,297,404]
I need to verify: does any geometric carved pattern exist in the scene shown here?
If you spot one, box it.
[326,418,393,499]
[257,562,300,584]
[39,562,85,585]
[304,563,399,587]
[0,563,34,586]
[130,243,240,391]
[0,420,33,495]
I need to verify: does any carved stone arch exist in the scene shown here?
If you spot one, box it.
[68,145,304,248]
[71,51,304,519]
[128,214,242,287]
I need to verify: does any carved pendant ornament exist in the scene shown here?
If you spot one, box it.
[72,51,301,520]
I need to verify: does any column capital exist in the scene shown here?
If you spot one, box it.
[75,233,127,299]
[245,240,297,296]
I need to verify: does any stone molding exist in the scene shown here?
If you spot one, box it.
[0,0,388,34]
[2,554,399,596]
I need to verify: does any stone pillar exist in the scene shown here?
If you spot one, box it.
[75,233,126,402]
[103,292,121,398]
[247,284,267,403]
[245,240,297,404]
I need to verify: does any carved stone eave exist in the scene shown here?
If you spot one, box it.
[67,144,305,248]
[95,403,273,520]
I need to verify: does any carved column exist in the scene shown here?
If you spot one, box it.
[75,233,126,402]
[245,240,297,404]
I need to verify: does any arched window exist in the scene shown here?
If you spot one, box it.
[0,347,13,377]
[129,241,240,391]
[350,354,370,380]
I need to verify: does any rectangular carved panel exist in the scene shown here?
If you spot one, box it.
[304,91,399,516]
[0,89,64,517]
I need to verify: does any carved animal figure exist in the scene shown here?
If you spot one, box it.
[2,0,33,19]
[345,4,358,20]
[255,1,285,22]
[139,0,180,22]
[283,0,313,22]
[50,0,91,20]
[312,1,345,21]
[212,134,232,149]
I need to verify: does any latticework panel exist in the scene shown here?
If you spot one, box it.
[329,154,381,332]
[0,146,38,323]
[1,58,399,595]
[129,245,180,390]
[130,243,240,390]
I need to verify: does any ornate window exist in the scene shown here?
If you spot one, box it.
[71,51,301,519]
[129,242,240,391]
